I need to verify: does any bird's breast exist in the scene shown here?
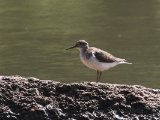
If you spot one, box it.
[80,52,96,70]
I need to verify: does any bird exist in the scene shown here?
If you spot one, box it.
[66,40,132,82]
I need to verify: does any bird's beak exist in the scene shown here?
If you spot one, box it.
[66,45,76,50]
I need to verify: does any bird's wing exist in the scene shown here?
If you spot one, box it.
[90,47,126,63]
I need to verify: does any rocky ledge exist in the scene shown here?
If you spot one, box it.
[0,76,160,120]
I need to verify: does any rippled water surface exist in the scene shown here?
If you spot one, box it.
[0,0,160,88]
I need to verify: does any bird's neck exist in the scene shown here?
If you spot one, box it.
[79,46,93,60]
[79,46,89,53]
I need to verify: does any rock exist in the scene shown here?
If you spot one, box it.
[0,76,159,120]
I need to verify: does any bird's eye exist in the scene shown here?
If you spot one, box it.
[81,42,85,45]
[78,42,82,45]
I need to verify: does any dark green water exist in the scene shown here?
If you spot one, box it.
[0,0,160,88]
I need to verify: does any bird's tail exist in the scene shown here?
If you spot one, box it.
[124,62,132,64]
[119,61,132,64]
[116,58,132,64]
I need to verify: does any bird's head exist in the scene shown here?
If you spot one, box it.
[66,40,89,50]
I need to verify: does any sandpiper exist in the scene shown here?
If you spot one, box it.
[66,40,132,82]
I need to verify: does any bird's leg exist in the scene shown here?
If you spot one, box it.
[97,71,102,83]
[96,71,100,83]
[98,72,102,82]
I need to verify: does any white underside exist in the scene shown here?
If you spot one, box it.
[80,52,128,71]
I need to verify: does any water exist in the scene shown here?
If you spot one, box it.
[0,0,160,88]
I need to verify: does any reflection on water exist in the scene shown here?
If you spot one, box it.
[0,0,160,88]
